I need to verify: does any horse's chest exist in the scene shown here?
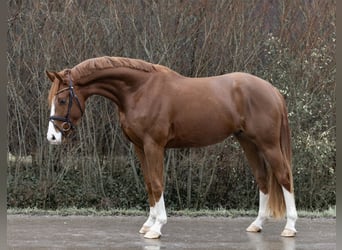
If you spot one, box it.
[119,112,143,146]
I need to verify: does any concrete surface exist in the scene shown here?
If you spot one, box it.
[7,215,335,249]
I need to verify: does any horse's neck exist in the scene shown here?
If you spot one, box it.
[76,68,149,110]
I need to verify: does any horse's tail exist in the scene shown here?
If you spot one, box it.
[267,94,293,219]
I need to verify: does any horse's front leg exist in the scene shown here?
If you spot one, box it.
[134,143,167,239]
[142,192,167,239]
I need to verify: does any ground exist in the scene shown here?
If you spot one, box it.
[7,215,335,250]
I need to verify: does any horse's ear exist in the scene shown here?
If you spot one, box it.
[46,70,55,82]
[46,70,63,83]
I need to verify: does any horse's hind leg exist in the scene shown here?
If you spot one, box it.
[281,186,297,236]
[261,146,297,237]
[236,135,269,233]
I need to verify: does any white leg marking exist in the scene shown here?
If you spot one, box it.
[144,193,167,239]
[247,191,269,232]
[282,186,298,235]
[139,206,157,234]
[47,99,62,144]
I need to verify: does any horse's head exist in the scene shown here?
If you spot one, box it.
[46,70,84,144]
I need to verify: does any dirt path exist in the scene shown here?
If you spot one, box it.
[7,215,335,249]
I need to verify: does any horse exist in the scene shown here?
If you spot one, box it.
[46,56,297,239]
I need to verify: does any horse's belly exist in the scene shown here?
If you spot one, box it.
[166,114,235,148]
[166,134,229,148]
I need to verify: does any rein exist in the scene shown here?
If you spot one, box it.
[49,73,83,136]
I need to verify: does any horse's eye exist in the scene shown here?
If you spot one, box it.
[58,99,67,105]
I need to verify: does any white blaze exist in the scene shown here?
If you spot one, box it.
[47,98,62,144]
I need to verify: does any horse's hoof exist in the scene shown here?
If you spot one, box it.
[144,230,161,239]
[139,225,151,234]
[281,228,296,237]
[246,224,262,233]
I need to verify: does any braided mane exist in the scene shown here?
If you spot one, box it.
[71,56,171,81]
[48,56,173,106]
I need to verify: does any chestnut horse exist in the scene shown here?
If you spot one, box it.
[46,56,297,239]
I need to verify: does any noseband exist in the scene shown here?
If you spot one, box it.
[49,73,83,136]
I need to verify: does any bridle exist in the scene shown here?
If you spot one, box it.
[49,72,83,136]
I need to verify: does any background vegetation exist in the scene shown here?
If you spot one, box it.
[7,0,335,212]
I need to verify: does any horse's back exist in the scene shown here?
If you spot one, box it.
[164,72,285,148]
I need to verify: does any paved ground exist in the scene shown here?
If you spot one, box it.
[7,215,335,250]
